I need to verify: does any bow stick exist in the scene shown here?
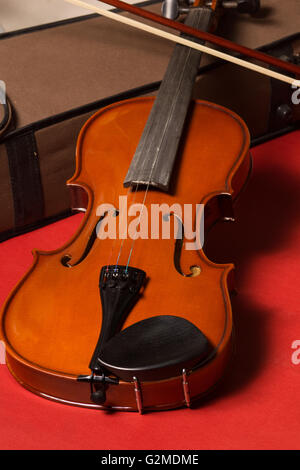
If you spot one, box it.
[98,0,300,78]
[64,0,299,86]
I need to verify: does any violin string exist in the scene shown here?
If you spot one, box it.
[125,179,151,271]
[112,181,140,270]
[100,185,121,273]
[99,180,136,272]
[124,44,196,270]
[124,61,194,270]
[104,209,119,273]
[111,68,179,270]
[96,3,210,270]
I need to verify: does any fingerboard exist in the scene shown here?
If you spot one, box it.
[123,7,213,192]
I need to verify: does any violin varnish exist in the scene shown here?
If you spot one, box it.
[124,7,213,192]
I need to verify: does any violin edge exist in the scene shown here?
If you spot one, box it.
[3,323,233,412]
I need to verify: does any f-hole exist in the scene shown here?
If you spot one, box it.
[166,213,201,278]
[61,209,119,267]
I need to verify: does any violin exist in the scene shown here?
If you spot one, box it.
[0,0,297,413]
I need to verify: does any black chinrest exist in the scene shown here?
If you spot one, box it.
[98,315,212,381]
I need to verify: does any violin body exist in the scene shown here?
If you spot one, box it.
[0,96,250,411]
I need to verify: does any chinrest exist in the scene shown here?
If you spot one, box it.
[98,315,212,381]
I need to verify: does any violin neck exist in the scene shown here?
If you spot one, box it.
[123,7,213,192]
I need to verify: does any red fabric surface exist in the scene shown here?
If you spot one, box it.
[0,131,299,450]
